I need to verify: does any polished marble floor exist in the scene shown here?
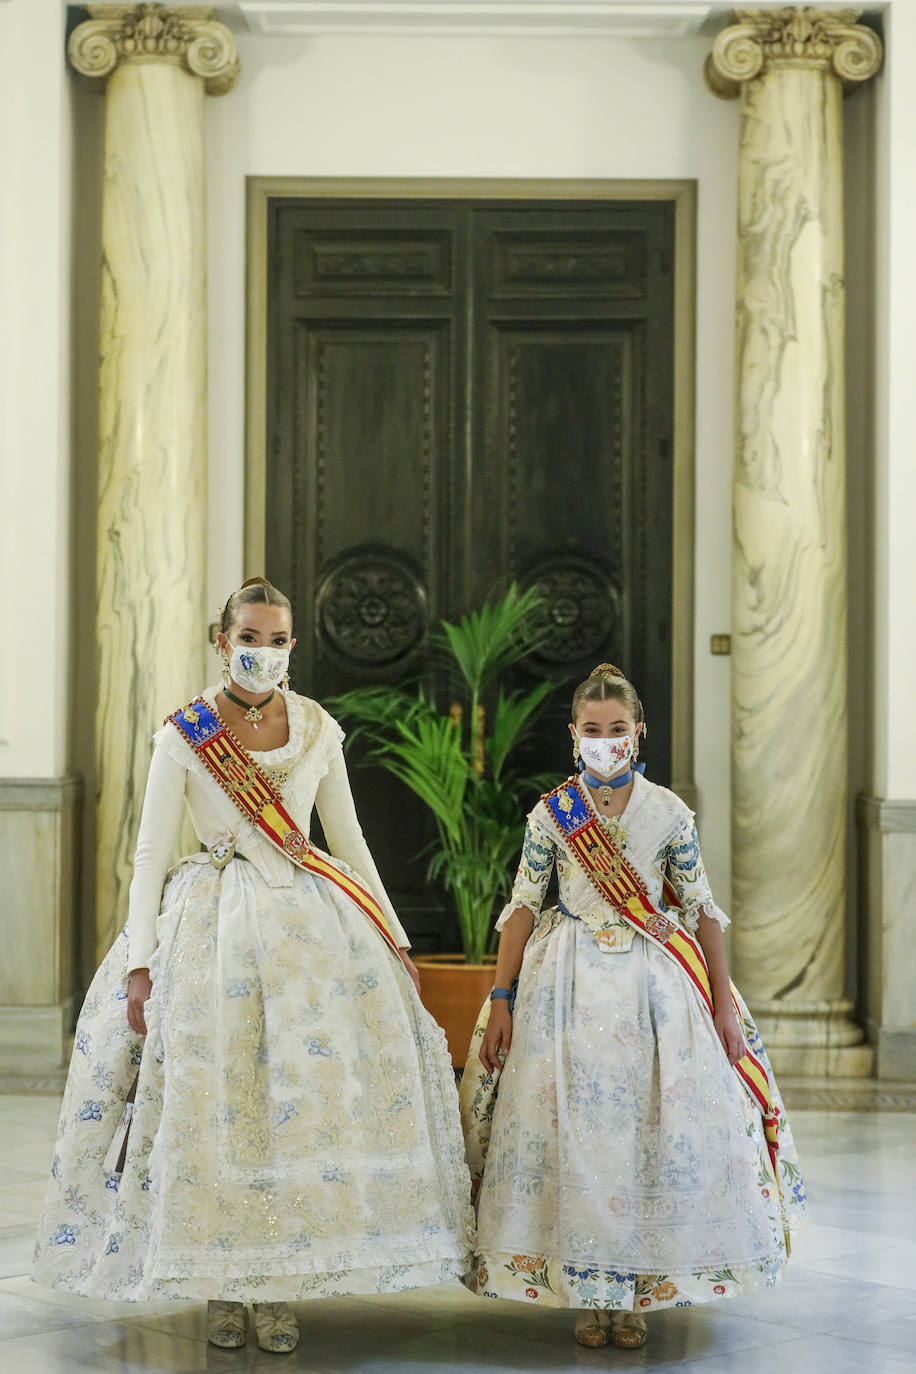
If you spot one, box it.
[2,1097,915,1372]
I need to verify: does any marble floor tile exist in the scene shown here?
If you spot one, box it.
[801,1239,916,1292]
[0,1273,192,1324]
[671,1330,916,1374]
[1,1320,217,1373]
[722,1268,916,1335]
[0,1225,37,1279]
[0,1285,101,1339]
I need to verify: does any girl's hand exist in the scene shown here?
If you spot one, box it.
[714,1003,745,1066]
[127,968,152,1036]
[479,1003,512,1075]
[401,953,421,996]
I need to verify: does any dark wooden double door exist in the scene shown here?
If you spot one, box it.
[265,197,675,950]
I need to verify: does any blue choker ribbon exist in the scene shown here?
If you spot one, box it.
[581,762,646,793]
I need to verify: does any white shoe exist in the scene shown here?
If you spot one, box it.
[207,1299,248,1348]
[253,1301,299,1353]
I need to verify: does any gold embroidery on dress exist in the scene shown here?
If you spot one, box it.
[558,789,575,815]
[183,704,200,726]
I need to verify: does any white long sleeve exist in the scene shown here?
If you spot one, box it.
[126,739,188,974]
[315,744,411,950]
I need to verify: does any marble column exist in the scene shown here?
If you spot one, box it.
[706,9,881,1075]
[69,6,239,962]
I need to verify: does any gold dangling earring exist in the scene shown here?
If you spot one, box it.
[220,656,230,689]
[572,738,580,768]
[281,670,290,690]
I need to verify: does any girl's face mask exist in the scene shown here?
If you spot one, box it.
[576,731,634,778]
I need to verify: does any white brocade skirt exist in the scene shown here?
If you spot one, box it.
[32,858,475,1302]
[469,913,806,1311]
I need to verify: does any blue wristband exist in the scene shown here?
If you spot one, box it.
[489,987,511,1001]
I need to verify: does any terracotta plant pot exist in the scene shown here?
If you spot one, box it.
[414,954,496,1069]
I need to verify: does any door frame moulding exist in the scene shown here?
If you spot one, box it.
[245,176,697,803]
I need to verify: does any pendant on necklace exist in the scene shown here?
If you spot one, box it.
[599,785,613,806]
[244,706,263,728]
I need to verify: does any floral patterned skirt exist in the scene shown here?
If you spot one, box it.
[462,916,806,1311]
[32,859,475,1302]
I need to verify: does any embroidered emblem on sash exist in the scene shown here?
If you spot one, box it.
[282,829,308,858]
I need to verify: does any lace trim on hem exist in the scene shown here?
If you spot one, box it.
[146,1233,473,1282]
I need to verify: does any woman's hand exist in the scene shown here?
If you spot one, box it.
[401,953,421,996]
[714,1003,745,1066]
[127,968,152,1036]
[479,1002,512,1075]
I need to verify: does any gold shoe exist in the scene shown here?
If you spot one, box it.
[574,1309,612,1347]
[207,1300,248,1348]
[252,1301,299,1353]
[610,1310,648,1348]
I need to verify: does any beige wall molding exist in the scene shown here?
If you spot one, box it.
[857,794,916,833]
[69,3,240,94]
[0,776,83,811]
[246,175,697,805]
[237,2,716,40]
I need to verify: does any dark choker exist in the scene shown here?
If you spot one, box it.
[222,686,274,729]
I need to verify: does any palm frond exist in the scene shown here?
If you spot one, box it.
[431,583,551,694]
[369,715,469,844]
[487,680,556,781]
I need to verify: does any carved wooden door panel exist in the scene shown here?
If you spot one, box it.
[265,198,674,950]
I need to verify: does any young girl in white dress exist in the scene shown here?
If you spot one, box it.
[33,579,474,1353]
[461,664,806,1349]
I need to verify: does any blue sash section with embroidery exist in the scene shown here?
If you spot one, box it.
[172,701,222,747]
[545,782,591,837]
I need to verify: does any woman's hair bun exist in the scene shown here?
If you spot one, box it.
[589,662,627,680]
[239,576,272,590]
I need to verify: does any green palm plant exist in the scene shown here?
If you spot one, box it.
[329,584,556,963]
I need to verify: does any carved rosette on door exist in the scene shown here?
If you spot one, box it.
[316,549,429,668]
[524,555,622,669]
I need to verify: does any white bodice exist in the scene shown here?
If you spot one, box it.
[126,688,409,971]
[496,771,729,950]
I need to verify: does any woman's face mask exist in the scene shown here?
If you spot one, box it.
[226,642,289,693]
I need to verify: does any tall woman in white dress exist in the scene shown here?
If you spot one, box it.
[33,579,474,1353]
[462,664,806,1350]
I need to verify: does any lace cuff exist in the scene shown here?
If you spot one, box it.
[495,902,536,933]
[680,899,731,933]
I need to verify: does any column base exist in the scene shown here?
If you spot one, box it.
[751,997,875,1078]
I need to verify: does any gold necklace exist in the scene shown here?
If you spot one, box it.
[222,686,274,729]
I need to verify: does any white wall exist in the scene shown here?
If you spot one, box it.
[874,2,916,802]
[0,0,73,779]
[204,29,741,897]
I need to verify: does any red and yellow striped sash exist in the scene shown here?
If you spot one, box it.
[168,698,405,963]
[543,779,781,1173]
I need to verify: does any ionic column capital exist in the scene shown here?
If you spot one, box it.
[705,6,882,99]
[69,2,240,95]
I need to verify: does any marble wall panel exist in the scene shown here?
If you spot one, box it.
[0,779,81,1075]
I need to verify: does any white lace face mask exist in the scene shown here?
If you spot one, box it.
[227,643,289,693]
[576,732,634,777]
